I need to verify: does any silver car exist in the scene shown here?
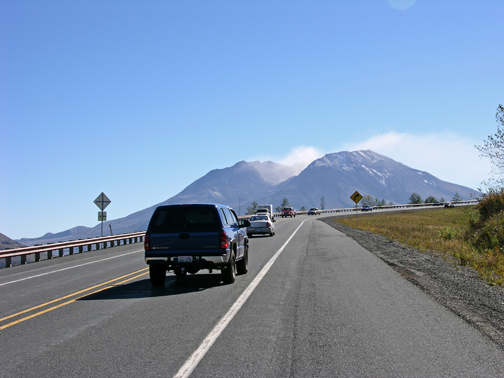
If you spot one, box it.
[247,214,275,237]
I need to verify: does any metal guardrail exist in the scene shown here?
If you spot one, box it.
[0,232,145,269]
[271,200,478,217]
[1,200,478,269]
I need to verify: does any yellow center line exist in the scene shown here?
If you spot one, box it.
[0,268,149,330]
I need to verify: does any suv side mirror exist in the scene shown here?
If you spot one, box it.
[239,220,251,228]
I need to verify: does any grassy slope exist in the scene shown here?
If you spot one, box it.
[334,207,504,285]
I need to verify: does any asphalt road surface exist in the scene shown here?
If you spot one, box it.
[1,215,504,377]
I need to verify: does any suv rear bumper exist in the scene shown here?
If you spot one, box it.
[145,250,230,270]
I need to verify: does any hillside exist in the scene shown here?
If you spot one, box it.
[15,150,479,246]
[0,233,25,250]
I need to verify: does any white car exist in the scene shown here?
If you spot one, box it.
[247,214,275,237]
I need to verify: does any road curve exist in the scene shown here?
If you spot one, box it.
[1,215,503,377]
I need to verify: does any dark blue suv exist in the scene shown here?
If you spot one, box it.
[144,204,250,286]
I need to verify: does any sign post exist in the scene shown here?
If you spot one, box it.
[350,191,363,227]
[94,192,111,237]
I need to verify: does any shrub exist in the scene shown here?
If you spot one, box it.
[466,189,504,253]
[477,188,504,222]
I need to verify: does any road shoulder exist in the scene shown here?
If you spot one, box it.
[320,216,504,350]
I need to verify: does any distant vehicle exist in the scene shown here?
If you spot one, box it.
[282,207,296,217]
[257,204,274,221]
[247,214,275,237]
[144,203,250,286]
[362,206,373,211]
[444,203,455,208]
[307,208,321,215]
[433,202,443,206]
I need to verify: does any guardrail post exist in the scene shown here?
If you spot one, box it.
[47,250,52,260]
[79,245,83,254]
[35,252,40,262]
[21,255,26,265]
[5,257,11,267]
[59,248,64,257]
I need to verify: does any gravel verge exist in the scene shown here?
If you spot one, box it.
[320,216,504,350]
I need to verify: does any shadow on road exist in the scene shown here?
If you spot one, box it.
[78,273,225,301]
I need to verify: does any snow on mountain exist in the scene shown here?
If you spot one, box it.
[260,150,477,209]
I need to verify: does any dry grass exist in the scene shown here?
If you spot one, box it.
[334,207,504,286]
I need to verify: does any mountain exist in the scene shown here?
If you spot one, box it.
[257,150,477,209]
[0,233,25,250]
[16,160,293,246]
[15,151,479,246]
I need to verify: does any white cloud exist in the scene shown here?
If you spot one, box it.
[278,146,324,175]
[340,132,490,190]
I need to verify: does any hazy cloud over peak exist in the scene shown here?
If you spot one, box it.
[278,146,325,175]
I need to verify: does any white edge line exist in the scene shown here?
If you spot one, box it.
[173,220,307,378]
[0,250,143,287]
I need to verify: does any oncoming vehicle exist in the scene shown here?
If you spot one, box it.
[144,204,250,286]
[282,207,296,217]
[247,214,275,237]
[307,208,321,215]
[362,206,373,211]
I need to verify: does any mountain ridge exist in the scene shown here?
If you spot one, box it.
[0,233,26,250]
[13,150,479,246]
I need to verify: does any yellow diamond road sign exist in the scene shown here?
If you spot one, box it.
[350,191,363,204]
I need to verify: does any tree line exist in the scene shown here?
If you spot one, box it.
[408,192,462,205]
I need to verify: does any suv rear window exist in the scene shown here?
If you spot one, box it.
[148,206,221,233]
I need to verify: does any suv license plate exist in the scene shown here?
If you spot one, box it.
[178,256,192,263]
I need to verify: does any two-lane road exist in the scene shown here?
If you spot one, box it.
[1,216,503,377]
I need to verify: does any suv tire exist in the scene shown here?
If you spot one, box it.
[149,265,166,287]
[236,245,249,275]
[222,253,236,284]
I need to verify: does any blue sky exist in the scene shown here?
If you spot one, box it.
[1,0,503,239]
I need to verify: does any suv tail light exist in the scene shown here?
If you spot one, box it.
[219,231,228,249]
[144,233,150,251]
